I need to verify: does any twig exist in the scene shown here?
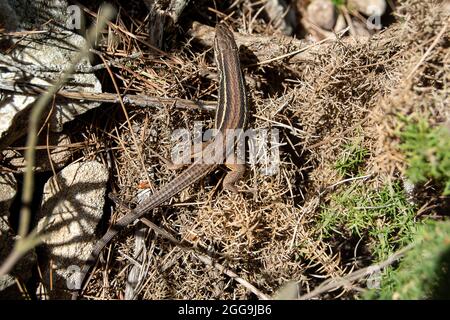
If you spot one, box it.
[0,30,49,36]
[124,226,146,300]
[406,20,448,79]
[326,174,372,190]
[298,243,415,300]
[0,81,215,112]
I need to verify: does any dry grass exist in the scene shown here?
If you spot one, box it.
[63,0,450,299]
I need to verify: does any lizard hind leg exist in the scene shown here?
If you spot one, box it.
[222,163,246,193]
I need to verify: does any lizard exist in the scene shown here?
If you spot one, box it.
[71,22,248,299]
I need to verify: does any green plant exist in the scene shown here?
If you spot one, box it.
[332,0,346,7]
[365,220,450,299]
[399,117,450,195]
[319,181,417,261]
[335,142,369,177]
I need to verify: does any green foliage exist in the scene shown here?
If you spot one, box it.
[365,220,450,299]
[335,142,369,177]
[332,0,346,7]
[319,181,416,261]
[399,117,450,195]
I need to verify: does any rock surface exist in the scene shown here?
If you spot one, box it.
[0,173,18,295]
[0,173,35,299]
[0,173,16,217]
[11,0,75,30]
[265,0,297,36]
[306,0,337,31]
[0,0,18,32]
[36,160,108,299]
[334,13,347,32]
[0,0,102,151]
[348,0,387,16]
[2,133,72,172]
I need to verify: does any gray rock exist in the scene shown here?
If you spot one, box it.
[0,173,16,217]
[0,173,35,299]
[265,0,298,36]
[36,160,108,299]
[334,13,347,32]
[0,0,18,32]
[2,133,72,172]
[10,0,73,30]
[307,0,337,31]
[403,177,417,206]
[348,0,387,16]
[0,174,16,260]
[0,0,102,151]
[352,19,372,38]
[0,0,18,55]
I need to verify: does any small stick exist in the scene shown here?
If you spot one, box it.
[0,81,216,112]
[406,21,448,80]
[298,243,415,300]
